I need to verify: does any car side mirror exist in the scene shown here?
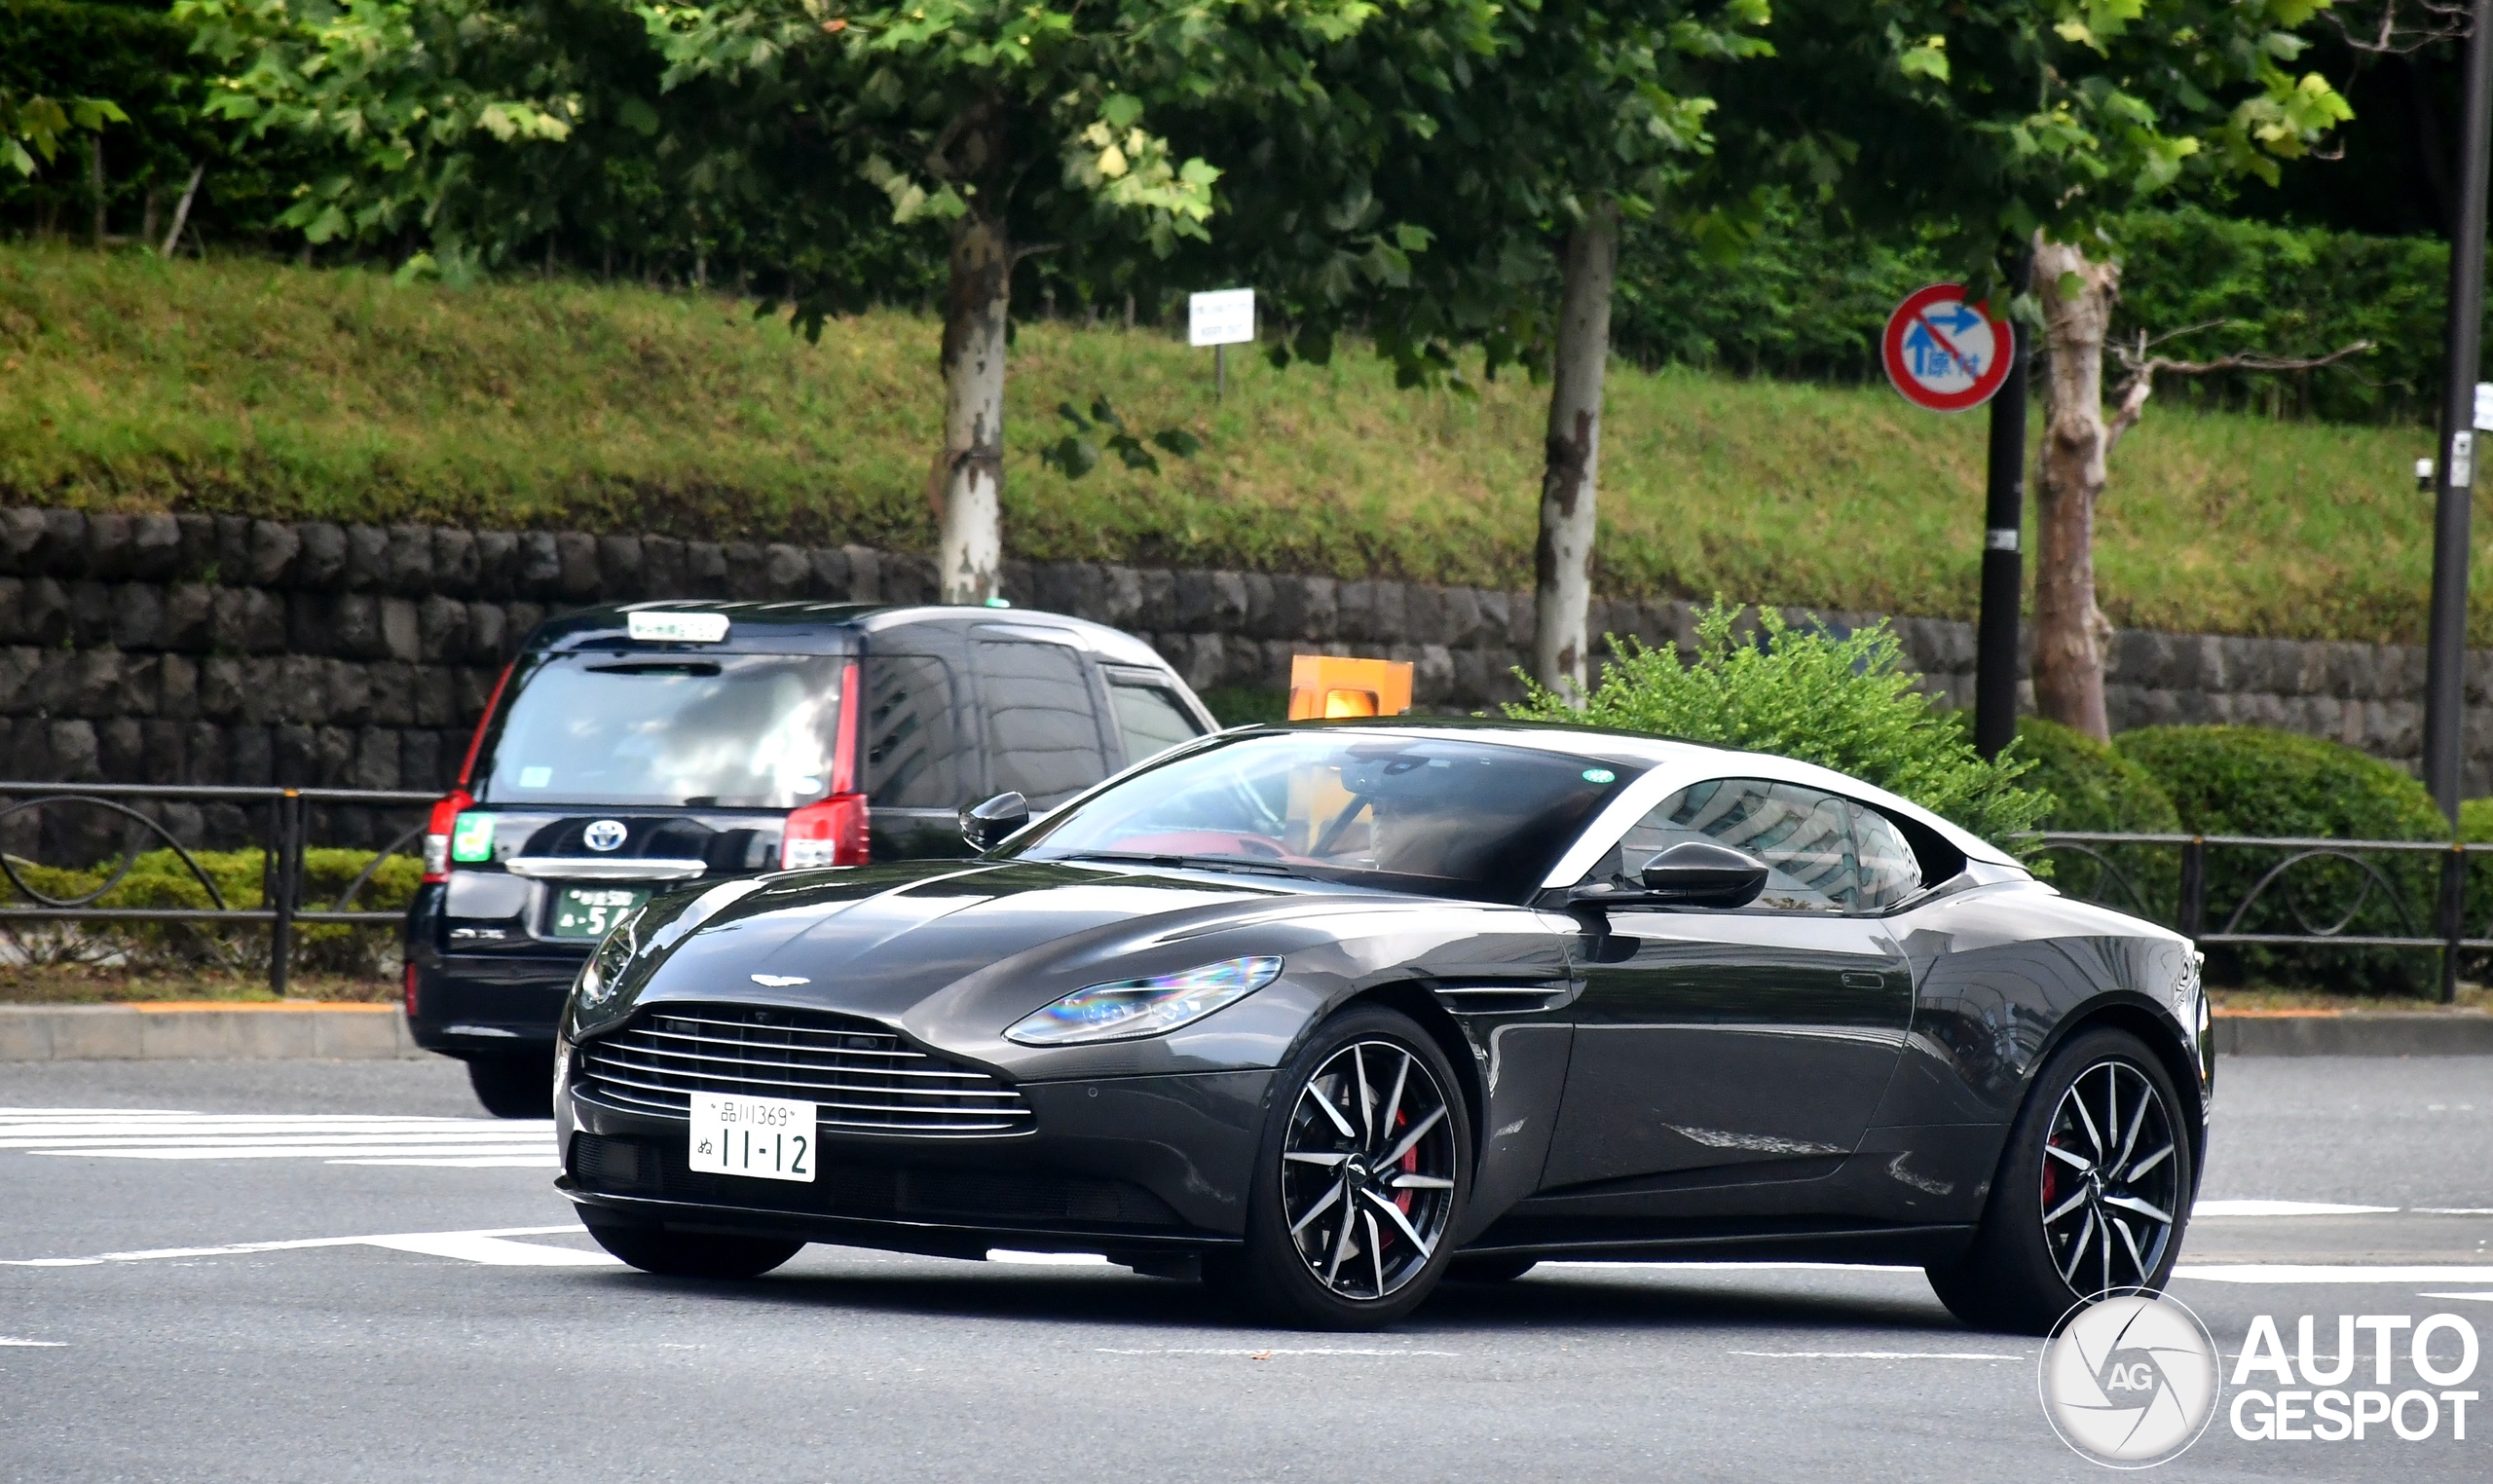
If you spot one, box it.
[960,792,1030,853]
[1571,839,1768,910]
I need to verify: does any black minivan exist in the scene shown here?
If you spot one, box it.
[404,600,1219,1115]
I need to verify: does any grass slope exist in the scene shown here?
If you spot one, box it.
[0,244,2454,644]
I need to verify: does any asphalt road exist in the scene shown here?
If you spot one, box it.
[2,1056,2488,1483]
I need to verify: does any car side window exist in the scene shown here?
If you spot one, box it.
[1849,801,1923,910]
[974,640,1110,809]
[862,654,965,809]
[1589,778,1866,913]
[1107,681,1203,768]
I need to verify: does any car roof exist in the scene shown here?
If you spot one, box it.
[1223,718,2024,868]
[526,600,1173,669]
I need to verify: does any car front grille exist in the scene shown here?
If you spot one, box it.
[577,1003,1033,1135]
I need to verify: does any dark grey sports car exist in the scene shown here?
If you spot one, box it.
[554,722,2209,1332]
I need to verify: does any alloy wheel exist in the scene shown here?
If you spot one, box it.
[2040,1059,2180,1297]
[1280,1039,1459,1302]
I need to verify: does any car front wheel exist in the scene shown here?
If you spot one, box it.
[1222,1006,1470,1330]
[585,1222,805,1280]
[1927,1026,2194,1334]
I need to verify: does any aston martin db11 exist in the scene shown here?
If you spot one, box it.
[553,722,2209,1332]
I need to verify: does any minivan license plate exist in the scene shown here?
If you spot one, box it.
[549,886,648,940]
[689,1093,815,1183]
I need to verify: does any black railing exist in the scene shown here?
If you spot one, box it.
[0,782,436,994]
[2036,832,2483,1003]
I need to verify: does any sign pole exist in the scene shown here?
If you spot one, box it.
[2424,0,2493,826]
[1974,261,2031,761]
[1216,343,1226,403]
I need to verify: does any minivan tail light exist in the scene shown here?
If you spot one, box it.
[423,789,475,884]
[781,794,869,870]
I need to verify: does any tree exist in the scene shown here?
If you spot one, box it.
[1,89,123,180]
[1153,2,1767,697]
[1719,1,2353,739]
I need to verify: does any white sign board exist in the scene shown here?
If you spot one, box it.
[2474,381,2493,431]
[1189,288,1256,348]
[627,610,730,644]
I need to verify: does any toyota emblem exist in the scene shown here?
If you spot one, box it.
[582,819,628,853]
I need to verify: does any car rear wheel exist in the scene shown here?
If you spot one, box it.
[465,1052,553,1119]
[1221,1005,1470,1330]
[584,1222,805,1280]
[1926,1027,2193,1335]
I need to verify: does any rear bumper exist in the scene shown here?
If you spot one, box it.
[406,950,581,1057]
[557,1063,1274,1248]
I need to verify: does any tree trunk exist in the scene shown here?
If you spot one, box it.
[2032,237,2121,741]
[1532,202,1619,698]
[937,211,1012,605]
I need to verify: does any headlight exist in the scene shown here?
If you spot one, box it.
[1005,956,1284,1047]
[574,911,645,1010]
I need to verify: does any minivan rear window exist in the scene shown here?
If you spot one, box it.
[472,652,846,808]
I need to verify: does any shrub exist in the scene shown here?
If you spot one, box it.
[2007,716,2182,921]
[0,845,416,977]
[2115,725,2444,992]
[1504,601,2052,850]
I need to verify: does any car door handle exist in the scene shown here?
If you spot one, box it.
[1840,971,1888,989]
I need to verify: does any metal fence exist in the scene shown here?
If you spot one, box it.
[2035,831,2483,1002]
[0,785,2478,1002]
[0,782,437,994]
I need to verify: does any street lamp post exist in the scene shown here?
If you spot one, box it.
[2423,0,2493,825]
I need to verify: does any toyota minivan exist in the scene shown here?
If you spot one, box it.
[403,601,1218,1114]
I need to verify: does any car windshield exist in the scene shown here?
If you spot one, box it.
[1010,730,1639,902]
[473,651,845,808]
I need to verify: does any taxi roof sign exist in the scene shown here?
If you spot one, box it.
[627,611,731,644]
[1287,655,1413,721]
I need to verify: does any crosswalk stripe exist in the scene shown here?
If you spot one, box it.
[0,1104,556,1165]
[0,1225,591,1268]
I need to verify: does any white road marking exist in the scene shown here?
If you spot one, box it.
[2415,1207,2493,1215]
[0,1107,549,1165]
[0,1336,66,1347]
[0,1225,586,1268]
[1730,1351,2025,1360]
[327,1157,560,1169]
[2175,1264,2493,1283]
[987,1250,1111,1266]
[1095,1348,1460,1357]
[2419,1292,2493,1302]
[2194,1199,2400,1217]
[359,1233,619,1267]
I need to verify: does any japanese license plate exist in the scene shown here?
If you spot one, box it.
[548,886,648,940]
[688,1093,816,1183]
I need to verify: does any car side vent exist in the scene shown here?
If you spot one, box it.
[578,1003,1033,1135]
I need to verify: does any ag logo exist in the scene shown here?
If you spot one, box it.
[582,819,629,853]
[2040,1292,2221,1467]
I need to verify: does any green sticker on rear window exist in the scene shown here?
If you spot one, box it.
[451,813,496,863]
[1581,768,1616,784]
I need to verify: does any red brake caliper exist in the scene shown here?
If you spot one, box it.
[1396,1107,1416,1216]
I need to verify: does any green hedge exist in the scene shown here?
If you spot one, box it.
[0,845,417,976]
[2011,717,2182,922]
[2114,725,2444,992]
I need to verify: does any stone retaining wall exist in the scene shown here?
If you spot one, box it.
[0,506,2475,834]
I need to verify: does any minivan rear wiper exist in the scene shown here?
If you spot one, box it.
[1051,850,1304,878]
[588,661,723,677]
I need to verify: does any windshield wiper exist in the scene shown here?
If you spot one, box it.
[1050,850,1304,878]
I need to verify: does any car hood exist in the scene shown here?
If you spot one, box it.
[574,858,1482,1068]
